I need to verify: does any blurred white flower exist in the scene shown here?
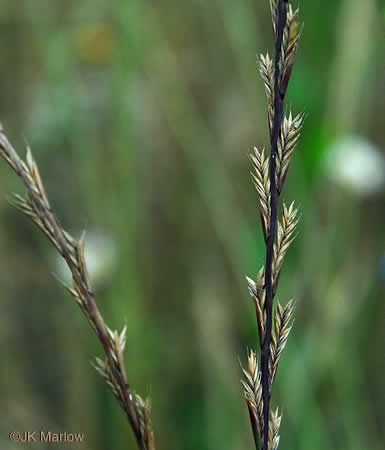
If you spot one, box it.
[325,136,385,196]
[56,230,118,288]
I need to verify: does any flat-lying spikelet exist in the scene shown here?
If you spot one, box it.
[242,350,264,443]
[251,147,271,241]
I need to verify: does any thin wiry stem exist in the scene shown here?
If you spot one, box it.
[261,2,288,449]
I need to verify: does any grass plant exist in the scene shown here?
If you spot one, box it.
[0,124,155,450]
[241,1,302,449]
[1,2,305,449]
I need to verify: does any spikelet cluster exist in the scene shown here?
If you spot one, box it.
[242,1,302,449]
[0,127,155,450]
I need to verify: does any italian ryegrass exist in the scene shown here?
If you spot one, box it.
[0,125,155,450]
[242,1,302,449]
[0,3,302,449]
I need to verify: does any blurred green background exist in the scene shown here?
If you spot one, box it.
[0,1,384,449]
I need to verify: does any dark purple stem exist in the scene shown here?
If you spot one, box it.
[261,2,288,450]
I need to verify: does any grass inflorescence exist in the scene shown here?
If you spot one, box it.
[241,1,303,449]
[0,124,155,450]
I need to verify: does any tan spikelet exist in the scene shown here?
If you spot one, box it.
[276,112,303,193]
[279,5,300,97]
[268,408,282,450]
[246,267,266,341]
[241,350,264,442]
[269,0,278,35]
[259,54,274,136]
[135,395,155,450]
[272,202,298,290]
[250,147,270,241]
[269,299,294,385]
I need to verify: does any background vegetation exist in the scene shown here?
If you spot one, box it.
[0,1,384,449]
